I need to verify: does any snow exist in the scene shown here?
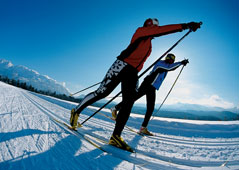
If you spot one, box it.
[0,81,239,170]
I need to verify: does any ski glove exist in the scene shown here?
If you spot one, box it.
[182,22,201,32]
[181,59,189,66]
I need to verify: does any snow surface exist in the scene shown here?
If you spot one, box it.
[0,81,239,170]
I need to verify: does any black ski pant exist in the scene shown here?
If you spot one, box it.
[75,59,138,136]
[115,76,156,128]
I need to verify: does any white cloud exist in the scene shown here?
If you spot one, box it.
[154,78,235,109]
[168,94,234,109]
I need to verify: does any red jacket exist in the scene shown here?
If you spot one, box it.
[117,24,183,72]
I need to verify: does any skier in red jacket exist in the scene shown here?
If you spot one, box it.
[70,18,201,152]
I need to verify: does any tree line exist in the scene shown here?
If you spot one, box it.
[0,75,83,103]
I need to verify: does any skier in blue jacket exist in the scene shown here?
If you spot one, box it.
[111,53,188,135]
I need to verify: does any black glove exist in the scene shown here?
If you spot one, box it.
[181,59,189,66]
[182,22,201,32]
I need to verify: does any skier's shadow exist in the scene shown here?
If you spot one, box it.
[0,129,81,169]
[0,127,124,170]
[0,129,60,143]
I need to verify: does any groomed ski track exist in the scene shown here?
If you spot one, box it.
[0,81,239,170]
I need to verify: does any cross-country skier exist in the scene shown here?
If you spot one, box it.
[70,18,201,152]
[111,53,189,136]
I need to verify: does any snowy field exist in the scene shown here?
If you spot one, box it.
[0,81,239,170]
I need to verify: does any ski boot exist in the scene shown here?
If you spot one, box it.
[110,107,118,120]
[109,134,134,152]
[139,127,154,136]
[70,108,81,130]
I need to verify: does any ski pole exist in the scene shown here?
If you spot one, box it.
[81,29,196,125]
[70,82,101,96]
[81,91,121,125]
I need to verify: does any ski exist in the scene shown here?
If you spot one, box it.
[52,117,135,153]
[51,117,107,152]
[71,123,213,168]
[52,117,225,168]
[51,118,157,167]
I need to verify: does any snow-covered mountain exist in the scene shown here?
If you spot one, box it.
[0,59,70,95]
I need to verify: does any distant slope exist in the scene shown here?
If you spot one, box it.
[0,59,69,95]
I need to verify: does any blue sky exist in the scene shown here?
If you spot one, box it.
[0,0,238,109]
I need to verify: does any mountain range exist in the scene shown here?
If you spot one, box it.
[90,98,239,121]
[0,59,70,95]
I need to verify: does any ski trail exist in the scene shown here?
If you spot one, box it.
[0,84,65,167]
[0,83,118,170]
[76,126,239,167]
[21,89,239,168]
[1,82,239,170]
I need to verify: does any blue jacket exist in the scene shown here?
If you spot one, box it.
[149,60,182,90]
